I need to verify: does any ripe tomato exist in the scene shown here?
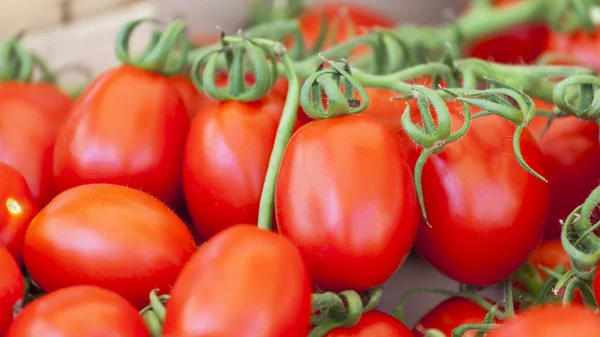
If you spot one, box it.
[527,240,571,279]
[545,29,600,71]
[23,184,196,308]
[466,0,549,63]
[526,99,600,240]
[162,225,312,337]
[414,112,549,286]
[486,304,600,337]
[275,114,419,291]
[5,285,150,337]
[325,311,413,337]
[183,93,300,240]
[53,65,190,208]
[0,162,36,264]
[170,74,206,120]
[0,247,23,336]
[0,83,72,208]
[413,297,491,337]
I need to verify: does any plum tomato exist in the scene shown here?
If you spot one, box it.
[413,297,491,337]
[326,311,413,337]
[0,247,23,336]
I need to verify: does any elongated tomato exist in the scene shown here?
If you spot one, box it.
[0,247,23,336]
[162,225,312,337]
[326,311,413,337]
[23,184,196,308]
[413,297,490,337]
[275,114,418,291]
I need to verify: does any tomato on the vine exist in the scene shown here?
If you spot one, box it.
[162,225,312,337]
[414,110,549,286]
[170,74,206,120]
[0,83,72,208]
[275,114,419,291]
[183,93,300,240]
[545,29,600,71]
[466,0,549,64]
[53,65,190,208]
[526,99,600,240]
[0,247,23,336]
[325,311,413,337]
[23,184,196,308]
[413,297,491,337]
[5,285,150,337]
[0,162,36,264]
[486,304,600,337]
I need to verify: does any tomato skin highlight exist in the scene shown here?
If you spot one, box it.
[413,297,490,337]
[52,65,190,208]
[162,225,312,337]
[415,113,549,286]
[0,162,37,264]
[325,311,413,337]
[0,247,23,336]
[23,184,196,308]
[275,114,419,291]
[5,285,150,337]
[486,304,600,337]
[526,100,600,240]
[0,83,72,208]
[183,94,299,240]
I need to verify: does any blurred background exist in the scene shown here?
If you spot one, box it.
[0,0,499,328]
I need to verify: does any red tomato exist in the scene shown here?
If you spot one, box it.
[414,112,549,286]
[162,225,312,337]
[275,114,419,291]
[0,83,72,208]
[413,297,490,337]
[466,0,549,63]
[183,93,300,240]
[546,29,600,71]
[527,240,571,279]
[0,162,36,264]
[170,74,206,120]
[486,304,600,337]
[5,285,150,337]
[526,99,600,240]
[325,311,413,337]
[0,247,23,336]
[53,65,190,208]
[23,184,196,308]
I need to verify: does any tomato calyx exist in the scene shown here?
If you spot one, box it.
[139,289,169,337]
[0,33,55,83]
[309,288,382,337]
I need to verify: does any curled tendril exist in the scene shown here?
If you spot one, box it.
[115,18,189,75]
[553,75,600,121]
[548,0,598,33]
[300,57,370,119]
[139,289,169,337]
[562,185,600,271]
[309,288,382,337]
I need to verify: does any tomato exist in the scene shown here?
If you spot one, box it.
[526,99,600,240]
[170,74,206,120]
[183,93,301,239]
[414,112,549,286]
[53,65,190,208]
[486,304,600,337]
[527,240,571,278]
[0,83,72,208]
[23,184,196,308]
[413,297,490,337]
[5,285,150,337]
[162,225,312,337]
[0,162,36,264]
[325,311,412,337]
[546,29,600,71]
[0,247,23,336]
[466,0,549,64]
[275,114,419,291]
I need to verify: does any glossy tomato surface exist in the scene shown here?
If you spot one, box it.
[526,99,600,240]
[170,74,206,120]
[466,0,549,64]
[23,184,196,308]
[415,113,549,286]
[546,29,600,71]
[486,304,600,337]
[162,225,312,337]
[0,162,36,264]
[0,247,23,336]
[413,297,490,337]
[275,114,419,291]
[183,94,300,240]
[326,311,413,337]
[5,285,150,337]
[53,65,190,208]
[0,83,72,208]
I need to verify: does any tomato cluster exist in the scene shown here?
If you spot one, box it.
[1,0,600,336]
